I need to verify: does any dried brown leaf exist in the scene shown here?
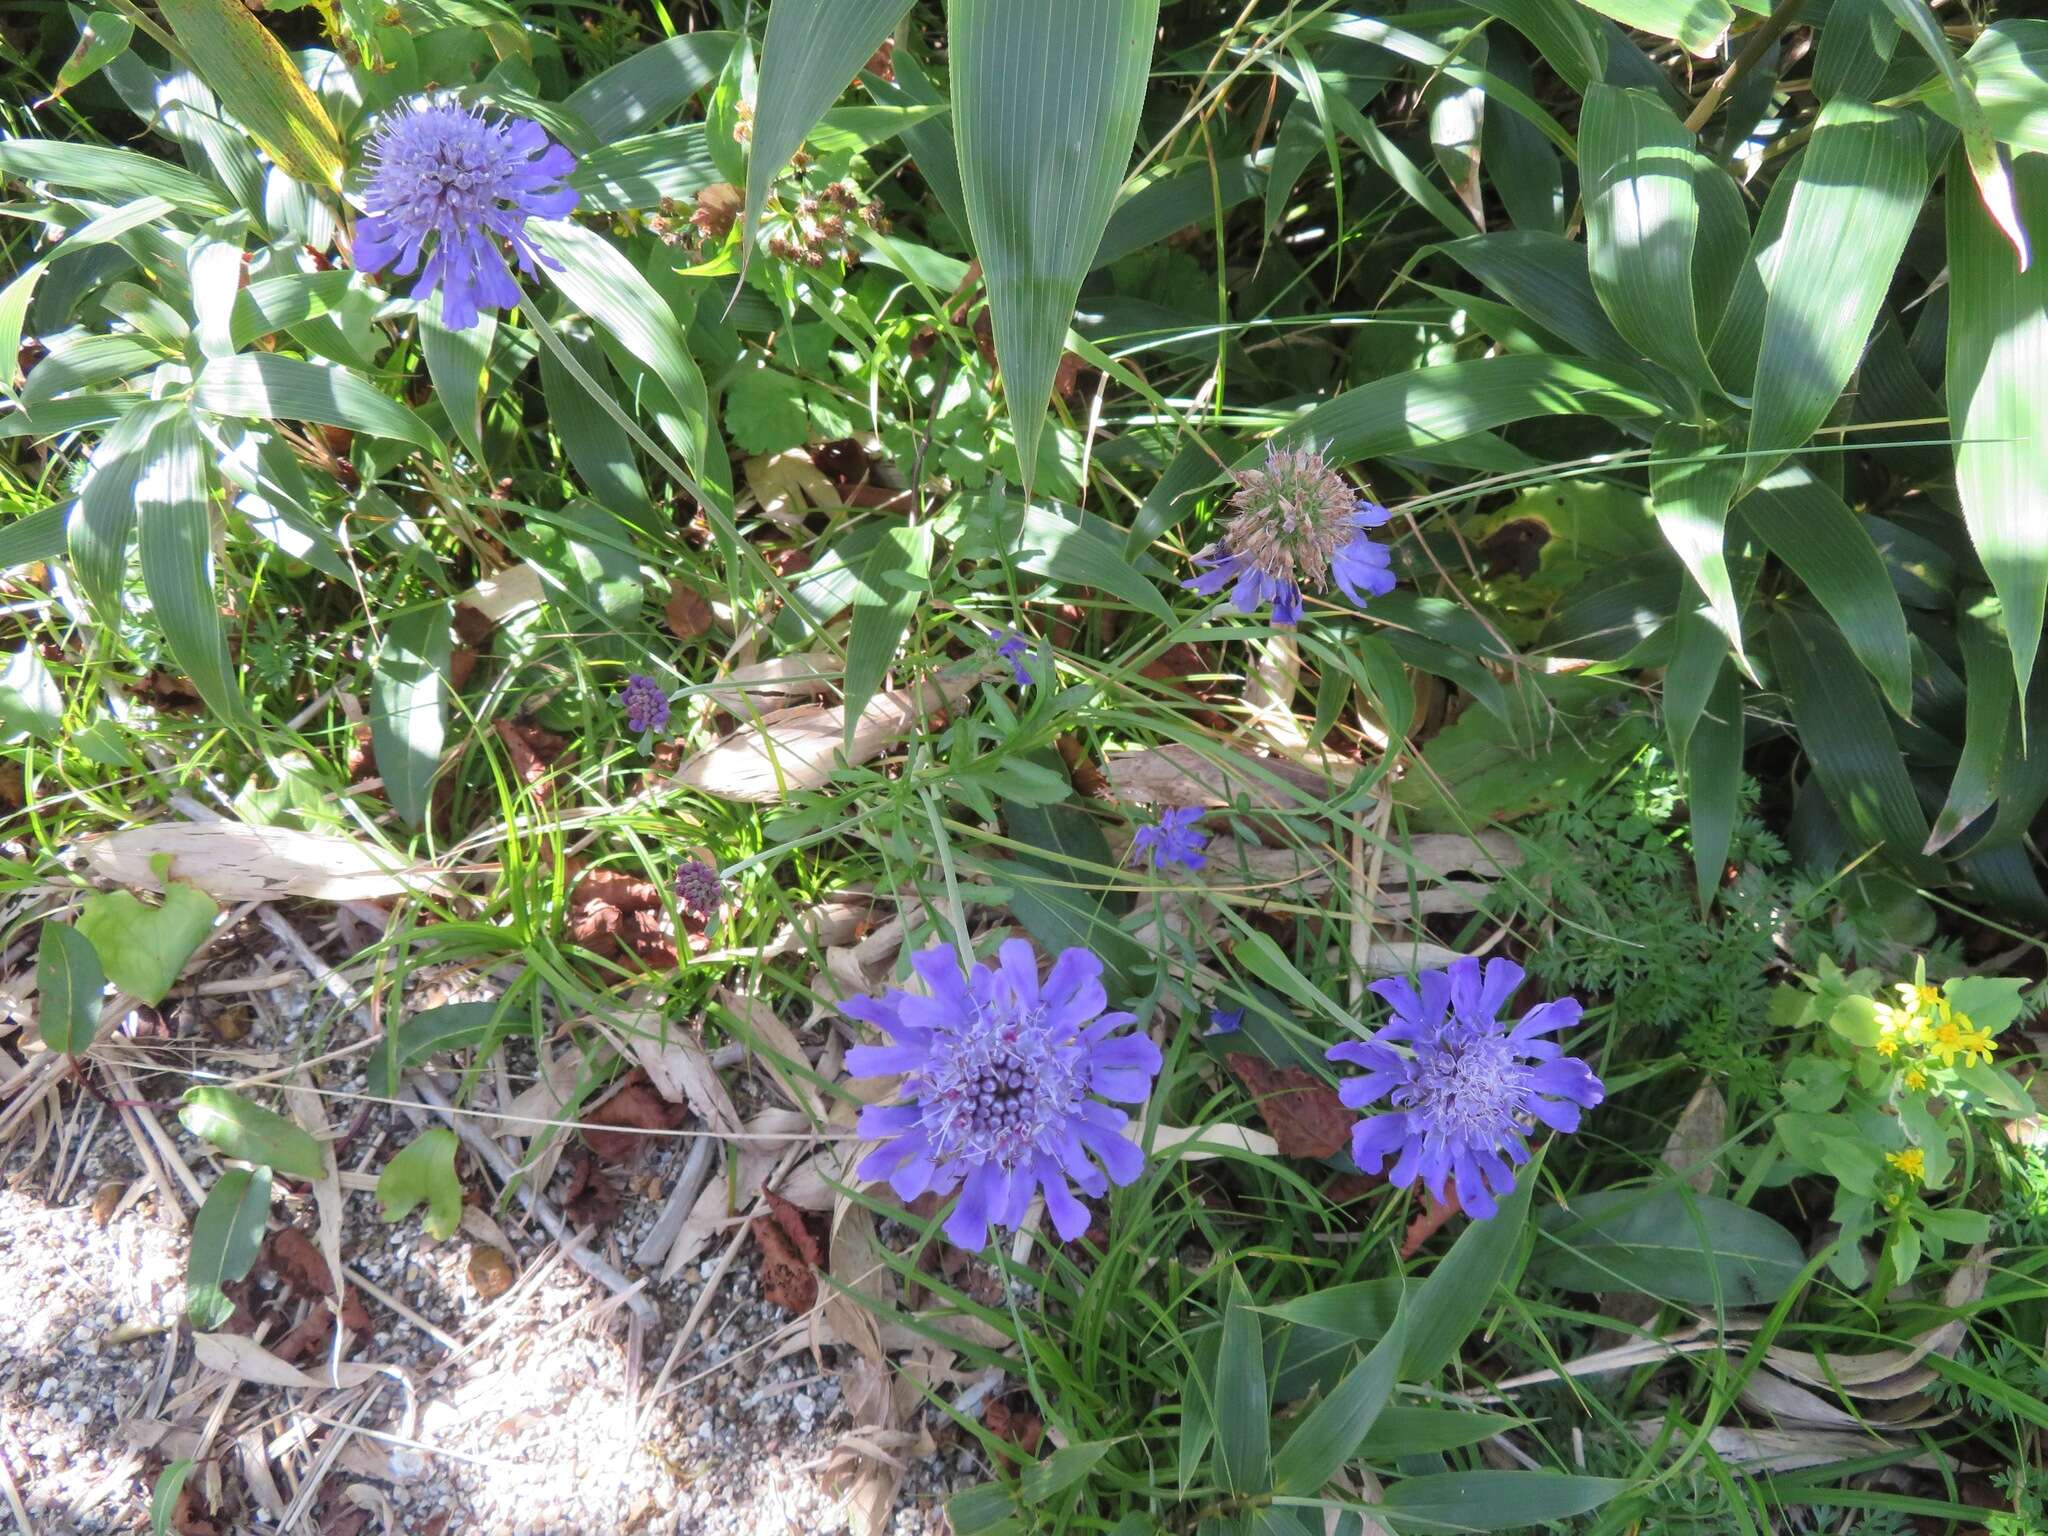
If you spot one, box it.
[754,1191,821,1312]
[582,1071,684,1164]
[665,581,715,639]
[1225,1054,1352,1159]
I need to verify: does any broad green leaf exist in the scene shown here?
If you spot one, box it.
[951,0,1159,490]
[569,125,720,213]
[1464,0,1605,93]
[1581,85,1720,389]
[1019,1439,1116,1503]
[1578,0,1728,56]
[843,523,932,752]
[1531,1188,1805,1306]
[76,879,220,1005]
[1649,424,1744,668]
[370,604,451,829]
[48,11,134,101]
[179,1086,328,1181]
[1706,149,1800,396]
[1377,1470,1625,1532]
[565,30,735,141]
[960,492,1177,628]
[227,270,359,350]
[20,334,165,409]
[157,0,346,189]
[375,1127,463,1239]
[0,645,62,740]
[744,0,909,262]
[1927,594,2013,854]
[1270,355,1662,468]
[1000,800,1147,992]
[1403,1162,1533,1381]
[1688,664,1744,911]
[0,504,68,573]
[1938,21,2048,156]
[422,297,495,462]
[1813,0,1900,103]
[1213,1274,1271,1495]
[1769,607,1932,866]
[539,324,654,531]
[0,139,226,213]
[1437,231,1633,368]
[195,354,442,454]
[186,1166,271,1330]
[1885,0,2030,267]
[1360,1407,1527,1458]
[133,407,248,726]
[374,1001,510,1096]
[151,1461,197,1536]
[71,398,180,618]
[533,220,712,488]
[1322,17,1574,156]
[37,921,104,1055]
[1948,149,2048,697]
[1735,463,1913,714]
[1273,1307,1409,1494]
[1746,101,1927,487]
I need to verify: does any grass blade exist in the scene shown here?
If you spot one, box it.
[369,603,451,829]
[134,407,247,726]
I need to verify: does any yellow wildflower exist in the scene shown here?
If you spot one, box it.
[1930,1014,1995,1069]
[1874,1033,1899,1058]
[1886,1147,1926,1181]
[1902,1067,1927,1091]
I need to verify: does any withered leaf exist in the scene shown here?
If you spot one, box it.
[753,1191,821,1313]
[582,1070,684,1164]
[1225,1053,1352,1159]
[665,581,714,639]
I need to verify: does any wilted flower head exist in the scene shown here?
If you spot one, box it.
[1132,806,1208,873]
[846,940,1163,1250]
[353,100,578,331]
[673,858,723,919]
[992,628,1033,687]
[619,673,669,734]
[1327,957,1603,1219]
[1185,444,1395,623]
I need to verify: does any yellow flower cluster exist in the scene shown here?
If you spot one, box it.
[1872,982,1995,1080]
[1885,1147,1926,1182]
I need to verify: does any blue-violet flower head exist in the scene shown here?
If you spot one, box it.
[992,628,1033,687]
[673,858,723,919]
[1326,957,1602,1219]
[846,939,1163,1250]
[1183,444,1395,623]
[353,99,578,332]
[1206,1007,1245,1036]
[1132,806,1209,873]
[619,673,670,735]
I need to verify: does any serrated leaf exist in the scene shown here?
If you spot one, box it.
[1948,149,2048,698]
[76,879,220,1006]
[36,922,104,1055]
[1745,100,1927,487]
[369,604,451,829]
[185,1166,271,1330]
[179,1086,328,1181]
[156,0,345,189]
[376,1127,462,1239]
[951,0,1159,491]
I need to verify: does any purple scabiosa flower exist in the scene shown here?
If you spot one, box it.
[845,940,1163,1250]
[619,673,670,734]
[1184,444,1396,623]
[1206,1007,1245,1036]
[1132,806,1209,873]
[992,628,1033,687]
[1326,957,1603,1219]
[353,100,578,332]
[673,858,723,919]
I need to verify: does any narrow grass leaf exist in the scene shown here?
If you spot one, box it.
[1947,149,2048,698]
[843,523,932,751]
[1926,593,2014,853]
[951,0,1159,491]
[196,354,441,454]
[180,1086,328,1180]
[134,407,247,725]
[565,30,734,141]
[422,298,495,463]
[36,921,104,1055]
[185,1166,271,1330]
[1649,424,1744,667]
[370,603,451,829]
[745,0,910,262]
[1272,1307,1409,1493]
[1377,1470,1625,1532]
[1213,1274,1271,1494]
[1403,1161,1532,1381]
[1019,1440,1116,1504]
[155,0,345,189]
[1746,101,1926,486]
[1688,664,1743,911]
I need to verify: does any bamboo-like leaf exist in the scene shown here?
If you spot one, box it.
[1736,463,1913,716]
[70,398,177,617]
[564,30,734,141]
[744,0,909,261]
[1688,663,1743,911]
[1927,593,2014,854]
[133,407,247,726]
[1578,0,1730,56]
[185,1166,271,1330]
[0,504,69,573]
[369,604,451,829]
[842,524,932,753]
[951,0,1159,491]
[195,354,442,454]
[1464,0,1605,93]
[0,139,226,212]
[1272,1306,1409,1493]
[569,126,720,214]
[1948,149,2048,697]
[45,11,133,103]
[1940,21,2048,156]
[156,0,347,189]
[1377,1470,1624,1531]
[539,323,654,531]
[1402,1164,1533,1382]
[1438,232,1635,367]
[1746,101,1926,487]
[422,297,495,463]
[1813,0,1900,104]
[1212,1274,1270,1495]
[1884,0,2031,267]
[1649,424,1746,671]
[1581,85,1724,391]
